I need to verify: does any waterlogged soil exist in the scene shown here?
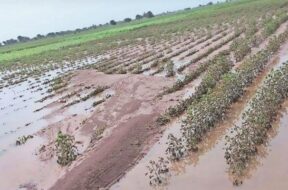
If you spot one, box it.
[0,58,105,190]
[48,71,185,190]
[0,67,182,190]
[111,41,288,190]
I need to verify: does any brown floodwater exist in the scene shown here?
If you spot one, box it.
[0,56,103,190]
[0,136,62,190]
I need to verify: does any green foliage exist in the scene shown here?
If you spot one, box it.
[92,99,105,107]
[48,76,68,92]
[158,54,231,125]
[168,29,288,158]
[1,0,287,65]
[145,157,170,186]
[55,131,77,166]
[166,134,186,161]
[264,13,288,37]
[225,62,288,182]
[231,37,251,62]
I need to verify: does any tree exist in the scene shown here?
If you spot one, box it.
[3,39,18,45]
[124,18,132,22]
[207,2,213,5]
[143,11,154,18]
[35,34,44,39]
[110,20,117,25]
[135,14,143,20]
[75,28,82,33]
[17,36,30,42]
[47,32,56,37]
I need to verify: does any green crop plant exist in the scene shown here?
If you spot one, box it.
[55,131,78,166]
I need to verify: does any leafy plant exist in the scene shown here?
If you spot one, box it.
[166,134,186,161]
[145,157,170,186]
[225,62,288,183]
[55,131,78,166]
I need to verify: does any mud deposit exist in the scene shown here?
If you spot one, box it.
[0,68,177,190]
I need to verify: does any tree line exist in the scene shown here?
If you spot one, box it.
[0,0,220,47]
[0,11,155,46]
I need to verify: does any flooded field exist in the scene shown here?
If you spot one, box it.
[0,57,105,189]
[112,44,288,190]
[1,1,288,190]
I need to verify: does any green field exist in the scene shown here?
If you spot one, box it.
[0,0,287,65]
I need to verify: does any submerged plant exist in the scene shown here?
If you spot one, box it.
[166,134,186,161]
[145,157,170,186]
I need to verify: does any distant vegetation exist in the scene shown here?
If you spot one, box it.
[0,1,220,63]
[0,11,155,47]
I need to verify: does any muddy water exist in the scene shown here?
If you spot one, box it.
[0,57,100,155]
[0,136,62,190]
[0,56,102,189]
[111,43,288,190]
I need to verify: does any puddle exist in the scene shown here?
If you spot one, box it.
[0,136,62,190]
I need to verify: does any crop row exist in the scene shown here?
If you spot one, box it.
[177,29,242,72]
[156,53,231,126]
[165,29,288,162]
[224,62,288,185]
[231,12,288,63]
[161,30,241,95]
[154,28,227,69]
